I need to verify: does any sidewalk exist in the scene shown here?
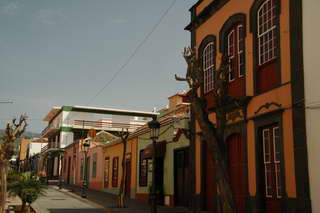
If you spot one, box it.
[61,185,189,213]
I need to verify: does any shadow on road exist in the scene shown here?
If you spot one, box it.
[48,209,107,213]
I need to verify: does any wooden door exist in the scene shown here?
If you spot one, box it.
[67,157,71,184]
[262,125,282,213]
[125,158,131,197]
[227,134,245,213]
[86,157,90,187]
[174,148,189,207]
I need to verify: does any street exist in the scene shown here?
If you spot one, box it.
[32,187,107,213]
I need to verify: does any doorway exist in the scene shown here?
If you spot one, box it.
[67,157,71,184]
[174,147,190,207]
[260,125,282,213]
[227,134,245,213]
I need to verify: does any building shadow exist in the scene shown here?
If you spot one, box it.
[48,209,107,213]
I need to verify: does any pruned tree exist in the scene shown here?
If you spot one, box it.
[0,115,28,213]
[117,129,130,208]
[175,47,235,213]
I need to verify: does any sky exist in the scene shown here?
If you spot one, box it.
[0,0,194,133]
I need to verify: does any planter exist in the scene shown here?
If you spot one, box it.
[6,205,36,213]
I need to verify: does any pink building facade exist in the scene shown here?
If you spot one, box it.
[61,140,105,191]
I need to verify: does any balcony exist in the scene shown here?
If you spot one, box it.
[41,122,60,137]
[73,120,145,132]
[41,144,48,153]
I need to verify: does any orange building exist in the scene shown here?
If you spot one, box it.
[185,1,310,213]
[101,135,139,198]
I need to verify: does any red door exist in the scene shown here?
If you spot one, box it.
[262,125,282,213]
[227,134,245,213]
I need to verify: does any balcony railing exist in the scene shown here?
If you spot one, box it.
[41,122,59,136]
[73,120,145,132]
[41,144,48,153]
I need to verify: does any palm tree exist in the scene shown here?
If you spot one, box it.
[8,172,47,213]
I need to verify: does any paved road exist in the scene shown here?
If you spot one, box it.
[32,187,107,213]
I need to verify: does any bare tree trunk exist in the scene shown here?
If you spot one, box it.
[21,201,27,213]
[117,130,129,208]
[190,94,235,213]
[176,48,236,213]
[118,141,127,208]
[0,162,6,213]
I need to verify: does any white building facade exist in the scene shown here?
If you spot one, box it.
[303,1,320,212]
[41,105,157,181]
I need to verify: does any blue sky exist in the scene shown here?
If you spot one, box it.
[0,0,194,133]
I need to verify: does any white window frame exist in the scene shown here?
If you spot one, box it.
[273,127,282,198]
[203,42,215,93]
[257,0,277,65]
[263,128,272,198]
[228,30,235,82]
[237,25,245,77]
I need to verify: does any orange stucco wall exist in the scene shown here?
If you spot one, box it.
[103,137,138,196]
[281,109,296,197]
[193,0,297,199]
[247,120,256,196]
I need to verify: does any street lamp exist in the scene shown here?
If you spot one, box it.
[148,118,160,213]
[81,137,91,198]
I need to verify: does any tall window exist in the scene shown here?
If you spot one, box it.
[227,24,245,82]
[104,157,110,188]
[92,153,97,178]
[112,157,119,187]
[262,125,282,198]
[238,25,245,76]
[203,42,215,93]
[258,0,277,65]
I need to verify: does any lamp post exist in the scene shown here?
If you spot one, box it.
[148,118,160,213]
[81,137,91,198]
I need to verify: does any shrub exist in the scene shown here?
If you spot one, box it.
[8,172,47,213]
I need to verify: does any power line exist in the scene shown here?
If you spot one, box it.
[0,101,13,104]
[87,0,178,104]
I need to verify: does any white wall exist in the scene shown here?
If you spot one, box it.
[28,142,48,157]
[303,1,320,212]
[60,131,74,148]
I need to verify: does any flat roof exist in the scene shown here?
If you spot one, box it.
[43,105,159,121]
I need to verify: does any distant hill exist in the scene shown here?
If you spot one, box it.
[0,130,41,155]
[0,129,41,139]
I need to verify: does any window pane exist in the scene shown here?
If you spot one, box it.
[275,163,282,198]
[263,129,271,163]
[203,42,215,93]
[258,0,277,65]
[265,163,273,197]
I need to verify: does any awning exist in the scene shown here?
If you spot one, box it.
[141,141,166,159]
